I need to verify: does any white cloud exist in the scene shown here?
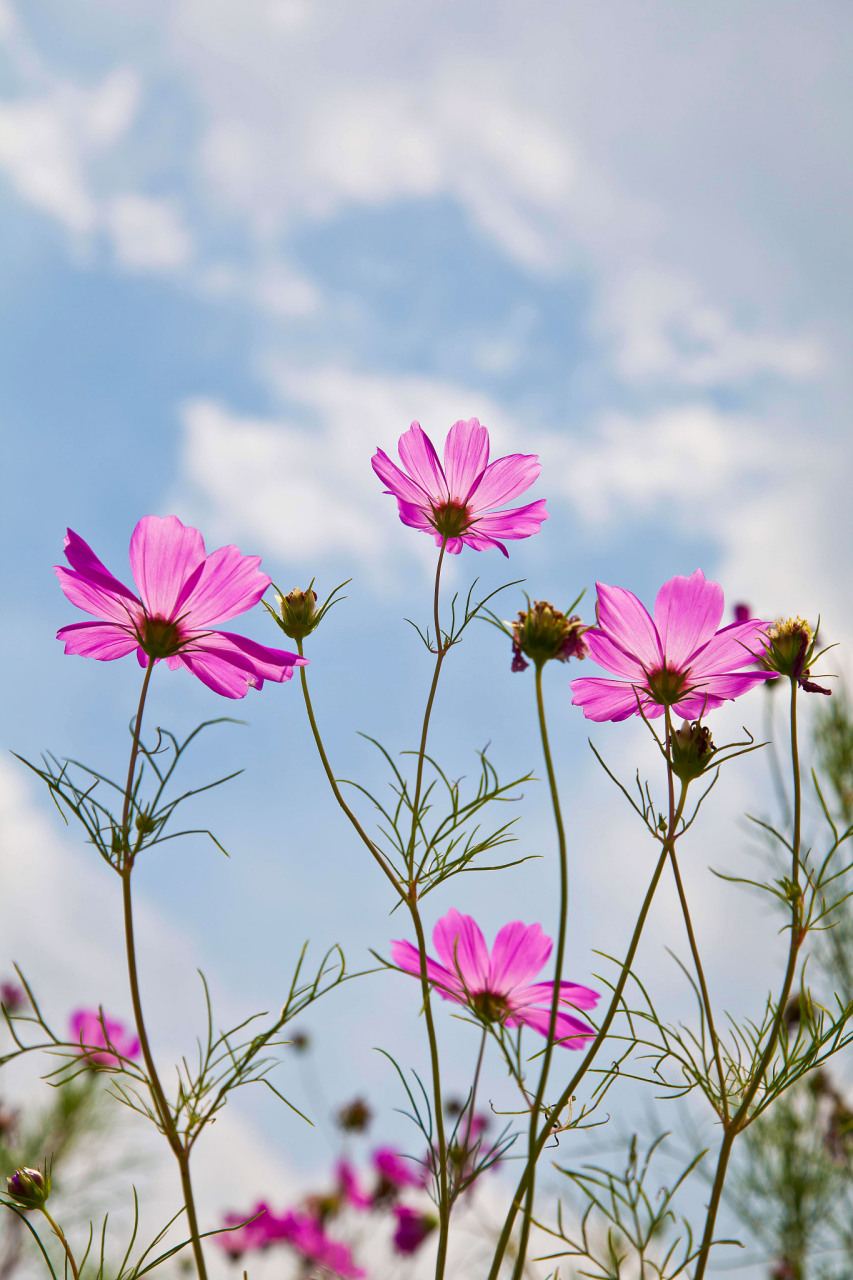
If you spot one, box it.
[177,365,528,575]
[199,257,320,316]
[105,192,194,269]
[0,69,139,233]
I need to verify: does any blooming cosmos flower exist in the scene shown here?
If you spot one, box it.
[371,418,547,556]
[570,570,774,723]
[373,1146,428,1192]
[391,910,598,1048]
[215,1205,365,1277]
[55,516,306,699]
[392,1205,437,1255]
[69,1009,140,1069]
[335,1160,372,1210]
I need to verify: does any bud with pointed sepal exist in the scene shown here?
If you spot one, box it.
[6,1165,50,1210]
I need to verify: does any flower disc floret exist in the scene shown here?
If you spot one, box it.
[55,515,306,699]
[372,418,547,557]
[391,909,598,1049]
[570,569,775,723]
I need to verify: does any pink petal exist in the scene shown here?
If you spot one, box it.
[584,629,647,679]
[672,671,773,718]
[468,453,541,512]
[59,530,142,614]
[487,921,552,995]
[174,545,270,627]
[396,498,437,533]
[129,515,206,619]
[397,424,448,501]
[595,583,662,671]
[460,530,510,557]
[654,571,725,669]
[513,980,600,1012]
[509,1004,596,1048]
[443,418,489,501]
[57,621,141,661]
[372,448,430,504]
[390,940,464,1001]
[55,565,144,627]
[171,631,306,699]
[689,619,771,676]
[432,910,490,991]
[467,499,549,541]
[570,676,664,722]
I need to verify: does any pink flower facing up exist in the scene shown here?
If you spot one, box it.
[392,910,599,1048]
[70,1010,140,1069]
[55,515,307,699]
[570,570,775,724]
[371,418,547,556]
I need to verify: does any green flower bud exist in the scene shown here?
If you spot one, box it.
[276,587,319,641]
[671,719,715,782]
[510,601,589,672]
[6,1166,50,1210]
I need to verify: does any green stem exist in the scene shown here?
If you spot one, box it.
[692,678,803,1279]
[455,1027,488,1201]
[119,669,208,1280]
[509,662,571,1279]
[295,641,402,897]
[39,1208,78,1280]
[488,827,678,1280]
[664,712,729,1123]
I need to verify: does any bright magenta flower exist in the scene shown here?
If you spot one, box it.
[391,910,598,1049]
[70,1009,140,1068]
[55,515,306,699]
[371,418,547,556]
[570,570,774,723]
[373,1146,427,1191]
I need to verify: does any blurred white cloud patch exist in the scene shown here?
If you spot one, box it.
[178,366,522,573]
[105,192,194,270]
[0,68,139,233]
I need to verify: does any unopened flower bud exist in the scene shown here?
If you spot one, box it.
[732,602,752,624]
[0,981,26,1012]
[336,1097,372,1133]
[288,1030,310,1053]
[762,616,831,695]
[276,587,319,641]
[509,601,588,672]
[670,719,715,782]
[392,1206,437,1255]
[135,810,157,835]
[6,1166,50,1209]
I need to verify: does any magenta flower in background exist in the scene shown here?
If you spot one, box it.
[392,910,598,1048]
[215,1205,275,1258]
[0,982,26,1012]
[570,570,774,724]
[55,515,306,699]
[392,1205,437,1255]
[371,418,547,556]
[70,1009,140,1069]
[373,1146,428,1191]
[335,1159,372,1210]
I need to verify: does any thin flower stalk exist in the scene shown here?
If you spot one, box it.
[510,660,573,1279]
[38,1207,79,1280]
[692,677,805,1279]
[487,788,688,1280]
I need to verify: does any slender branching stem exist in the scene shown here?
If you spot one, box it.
[509,661,571,1279]
[692,678,804,1279]
[39,1208,79,1280]
[295,640,402,896]
[119,668,208,1280]
[664,711,729,1123]
[488,824,680,1279]
[456,1027,488,1196]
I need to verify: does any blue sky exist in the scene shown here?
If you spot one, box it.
[1,1,852,1274]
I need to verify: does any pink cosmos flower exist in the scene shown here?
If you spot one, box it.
[371,418,547,556]
[69,1009,140,1069]
[391,910,598,1048]
[570,570,774,723]
[55,515,306,699]
[373,1147,428,1192]
[215,1205,275,1258]
[335,1159,372,1210]
[278,1211,365,1279]
[392,1205,437,1255]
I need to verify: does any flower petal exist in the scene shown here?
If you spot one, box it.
[55,565,144,626]
[172,630,306,699]
[468,499,549,542]
[513,980,600,1012]
[397,424,448,501]
[673,671,773,718]
[508,1004,596,1048]
[688,619,771,676]
[584,629,647,679]
[390,940,463,1001]
[432,910,490,991]
[654,571,724,669]
[58,530,142,615]
[467,453,541,511]
[396,498,435,532]
[487,921,551,995]
[372,448,430,504]
[595,583,662,671]
[174,545,270,627]
[129,515,206,619]
[57,621,141,661]
[443,418,489,502]
[570,676,664,722]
